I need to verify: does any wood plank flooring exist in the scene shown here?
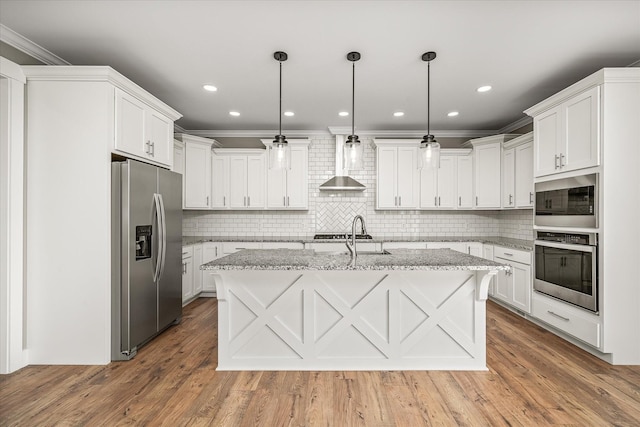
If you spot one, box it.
[2,298,640,426]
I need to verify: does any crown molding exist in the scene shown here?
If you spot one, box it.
[497,115,532,134]
[0,25,70,65]
[183,129,332,138]
[187,128,497,139]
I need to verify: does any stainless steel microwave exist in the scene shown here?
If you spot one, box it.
[535,174,598,228]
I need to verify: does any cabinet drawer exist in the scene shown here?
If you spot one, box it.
[222,242,262,254]
[494,246,531,265]
[261,242,304,250]
[532,293,601,348]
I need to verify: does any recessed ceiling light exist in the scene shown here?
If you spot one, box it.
[284,111,294,117]
[393,111,404,117]
[477,85,492,93]
[229,111,240,116]
[339,111,349,117]
[203,84,217,92]
[447,111,459,117]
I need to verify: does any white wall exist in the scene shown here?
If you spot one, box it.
[184,137,533,240]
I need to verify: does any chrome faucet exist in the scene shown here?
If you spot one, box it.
[345,214,367,258]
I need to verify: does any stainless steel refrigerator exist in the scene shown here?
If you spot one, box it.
[111,159,182,361]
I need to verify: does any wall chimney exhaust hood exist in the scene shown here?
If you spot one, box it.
[319,134,365,191]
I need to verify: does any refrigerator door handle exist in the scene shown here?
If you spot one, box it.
[152,193,164,283]
[157,193,167,281]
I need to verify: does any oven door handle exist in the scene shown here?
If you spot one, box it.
[534,240,596,253]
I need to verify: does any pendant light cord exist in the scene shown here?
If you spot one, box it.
[427,60,430,136]
[279,60,282,137]
[351,61,355,136]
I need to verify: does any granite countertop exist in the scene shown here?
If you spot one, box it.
[201,248,511,272]
[184,235,533,251]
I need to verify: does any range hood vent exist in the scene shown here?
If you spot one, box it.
[319,175,365,191]
[319,134,366,191]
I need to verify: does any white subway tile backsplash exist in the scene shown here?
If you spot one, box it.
[183,138,533,240]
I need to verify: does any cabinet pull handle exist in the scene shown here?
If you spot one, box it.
[435,196,438,206]
[509,194,513,205]
[223,196,226,206]
[287,196,290,206]
[459,196,461,206]
[476,196,478,206]
[215,246,218,257]
[438,196,441,206]
[398,196,401,206]
[554,155,560,169]
[559,153,565,167]
[150,142,155,156]
[243,196,246,206]
[503,252,514,256]
[529,192,534,204]
[394,196,397,206]
[283,196,286,206]
[248,196,250,206]
[206,196,209,206]
[145,141,150,154]
[547,311,570,322]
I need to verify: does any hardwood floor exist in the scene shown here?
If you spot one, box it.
[2,298,640,426]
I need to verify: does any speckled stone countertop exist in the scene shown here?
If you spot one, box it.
[184,235,533,251]
[201,248,511,272]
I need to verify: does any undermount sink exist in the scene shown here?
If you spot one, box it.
[320,250,392,256]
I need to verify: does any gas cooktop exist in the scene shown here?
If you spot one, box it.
[313,233,373,240]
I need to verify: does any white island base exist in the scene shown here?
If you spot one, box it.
[213,269,496,371]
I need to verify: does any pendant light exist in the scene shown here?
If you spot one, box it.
[420,51,440,169]
[269,51,290,169]
[344,51,363,170]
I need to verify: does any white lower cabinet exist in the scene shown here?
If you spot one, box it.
[182,246,194,304]
[492,246,532,313]
[531,292,601,348]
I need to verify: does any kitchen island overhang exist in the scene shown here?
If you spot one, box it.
[203,249,508,371]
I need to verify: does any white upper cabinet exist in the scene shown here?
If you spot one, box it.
[514,139,534,208]
[172,139,184,175]
[456,154,474,209]
[262,139,310,210]
[529,85,600,177]
[211,153,229,209]
[175,134,220,210]
[465,134,520,209]
[502,133,534,209]
[214,149,266,210]
[115,89,175,168]
[419,150,472,210]
[374,140,418,209]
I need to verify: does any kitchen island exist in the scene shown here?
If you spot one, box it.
[203,248,508,371]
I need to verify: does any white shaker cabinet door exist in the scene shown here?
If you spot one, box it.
[228,156,248,208]
[474,142,502,208]
[211,154,229,208]
[286,146,308,209]
[246,154,266,208]
[456,155,473,208]
[147,109,173,167]
[437,155,456,208]
[514,142,533,207]
[377,147,398,208]
[184,141,212,209]
[533,106,561,177]
[115,90,146,158]
[563,85,600,173]
[396,147,417,208]
[502,147,515,208]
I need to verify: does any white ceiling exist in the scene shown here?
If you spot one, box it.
[1,0,639,137]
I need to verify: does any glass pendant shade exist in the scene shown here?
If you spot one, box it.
[269,137,290,170]
[420,135,440,169]
[343,135,364,170]
[270,51,289,170]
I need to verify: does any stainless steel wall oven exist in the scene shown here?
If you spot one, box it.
[534,231,598,312]
[535,174,598,228]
